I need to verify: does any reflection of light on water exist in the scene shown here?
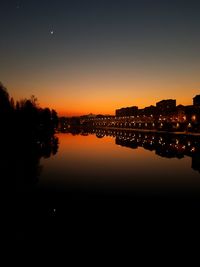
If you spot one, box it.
[93,130,199,156]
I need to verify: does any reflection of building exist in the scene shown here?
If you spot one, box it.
[193,95,200,106]
[90,128,200,173]
[88,128,200,169]
[192,154,200,173]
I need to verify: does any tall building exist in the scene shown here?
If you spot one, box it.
[193,95,200,106]
[156,99,176,115]
[116,106,138,117]
[143,105,157,116]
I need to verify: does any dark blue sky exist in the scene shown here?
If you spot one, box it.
[1,0,200,115]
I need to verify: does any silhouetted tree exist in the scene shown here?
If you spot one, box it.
[0,83,13,132]
[0,82,59,189]
[30,95,38,107]
[52,109,59,129]
[0,82,11,112]
[0,83,59,140]
[10,97,15,109]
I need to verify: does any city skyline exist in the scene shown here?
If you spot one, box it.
[1,0,200,116]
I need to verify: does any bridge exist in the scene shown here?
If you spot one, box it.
[81,115,199,133]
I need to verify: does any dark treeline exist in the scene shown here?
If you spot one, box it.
[0,82,61,244]
[0,82,58,140]
[0,82,59,186]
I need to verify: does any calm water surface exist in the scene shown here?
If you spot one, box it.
[16,131,200,246]
[38,132,200,198]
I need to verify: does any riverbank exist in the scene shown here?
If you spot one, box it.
[93,126,200,136]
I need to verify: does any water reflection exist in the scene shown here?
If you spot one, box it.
[12,133,59,243]
[0,132,59,188]
[37,129,200,199]
[85,128,200,173]
[12,135,59,190]
[14,129,200,245]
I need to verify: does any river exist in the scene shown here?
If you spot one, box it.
[16,130,200,245]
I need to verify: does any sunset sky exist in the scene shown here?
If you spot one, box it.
[1,0,200,116]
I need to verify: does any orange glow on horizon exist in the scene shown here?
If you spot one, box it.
[39,96,193,117]
[6,73,200,117]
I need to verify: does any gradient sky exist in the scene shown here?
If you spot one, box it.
[1,0,200,116]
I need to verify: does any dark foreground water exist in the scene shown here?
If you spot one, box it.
[16,130,200,248]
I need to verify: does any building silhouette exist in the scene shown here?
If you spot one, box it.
[60,94,200,133]
[156,99,176,115]
[193,95,200,106]
[116,106,138,117]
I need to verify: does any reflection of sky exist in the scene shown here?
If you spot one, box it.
[1,0,200,115]
[40,134,200,194]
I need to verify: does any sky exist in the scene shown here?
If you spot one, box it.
[0,0,200,116]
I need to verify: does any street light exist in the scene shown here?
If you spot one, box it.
[192,115,196,121]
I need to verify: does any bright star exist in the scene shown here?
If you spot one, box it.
[50,31,54,35]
